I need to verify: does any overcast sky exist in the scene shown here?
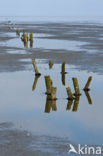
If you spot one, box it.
[0,0,103,16]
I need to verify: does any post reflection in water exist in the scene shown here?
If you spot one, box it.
[66,100,73,110]
[84,91,92,104]
[72,96,80,112]
[61,73,65,86]
[66,96,80,112]
[30,41,33,48]
[45,96,57,113]
[32,75,40,91]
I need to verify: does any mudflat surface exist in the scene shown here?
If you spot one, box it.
[0,21,103,73]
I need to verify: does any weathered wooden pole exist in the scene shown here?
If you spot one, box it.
[16,28,20,36]
[66,87,74,100]
[32,75,40,91]
[72,77,81,96]
[51,100,57,111]
[72,96,80,112]
[84,91,92,104]
[44,76,52,95]
[49,60,53,69]
[32,58,41,76]
[83,76,92,91]
[50,87,57,100]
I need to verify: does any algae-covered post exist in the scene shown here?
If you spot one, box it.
[62,73,65,86]
[66,100,73,110]
[66,87,74,100]
[32,58,41,76]
[72,77,81,96]
[83,76,92,91]
[84,91,92,104]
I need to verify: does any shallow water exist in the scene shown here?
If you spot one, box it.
[0,61,103,147]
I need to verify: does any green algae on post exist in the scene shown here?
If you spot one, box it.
[72,77,81,96]
[66,87,74,100]
[32,58,41,76]
[83,76,92,91]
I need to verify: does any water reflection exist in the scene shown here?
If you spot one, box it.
[32,75,40,91]
[61,73,65,86]
[72,96,80,112]
[45,96,57,113]
[84,91,92,104]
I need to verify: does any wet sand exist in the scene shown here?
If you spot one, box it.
[0,21,103,73]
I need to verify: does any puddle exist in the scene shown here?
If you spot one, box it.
[0,62,103,146]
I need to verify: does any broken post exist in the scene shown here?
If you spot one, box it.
[61,62,67,74]
[72,77,81,96]
[32,58,41,76]
[44,76,52,95]
[83,76,92,91]
[66,87,74,100]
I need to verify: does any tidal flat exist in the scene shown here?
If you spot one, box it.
[0,20,103,156]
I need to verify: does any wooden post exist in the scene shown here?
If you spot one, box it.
[66,87,74,100]
[51,100,57,111]
[49,60,53,69]
[44,76,52,95]
[72,77,81,96]
[32,58,41,76]
[29,32,33,42]
[16,28,20,36]
[83,76,92,91]
[61,62,67,74]
[72,96,80,112]
[32,75,40,91]
[84,91,92,104]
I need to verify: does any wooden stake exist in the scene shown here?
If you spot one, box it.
[83,76,92,91]
[32,58,41,76]
[72,77,81,96]
[16,28,20,36]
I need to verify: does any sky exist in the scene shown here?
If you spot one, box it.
[0,0,103,17]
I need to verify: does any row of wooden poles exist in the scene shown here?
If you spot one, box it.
[16,28,33,48]
[32,58,92,102]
